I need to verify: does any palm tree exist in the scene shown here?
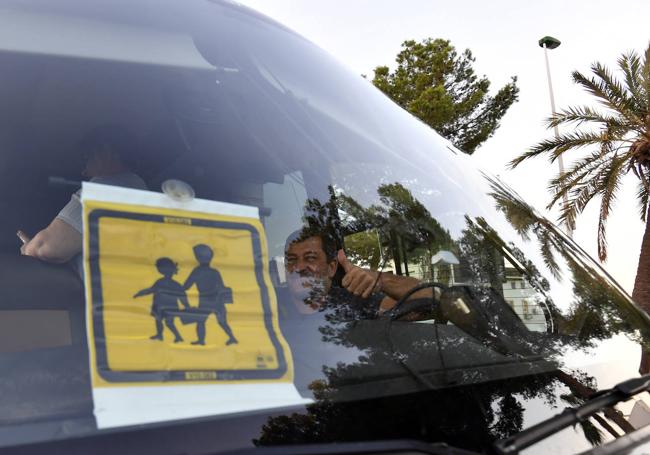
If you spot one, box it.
[509,44,650,317]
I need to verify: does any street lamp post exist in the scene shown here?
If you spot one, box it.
[539,35,573,238]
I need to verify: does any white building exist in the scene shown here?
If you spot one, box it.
[502,265,548,332]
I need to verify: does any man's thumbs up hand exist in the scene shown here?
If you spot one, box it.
[338,249,382,299]
[337,249,354,273]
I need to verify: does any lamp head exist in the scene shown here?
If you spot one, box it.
[538,36,561,49]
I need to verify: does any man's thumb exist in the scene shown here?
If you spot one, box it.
[337,249,353,272]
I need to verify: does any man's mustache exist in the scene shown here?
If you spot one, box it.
[289,269,318,278]
[287,271,324,284]
[287,271,328,293]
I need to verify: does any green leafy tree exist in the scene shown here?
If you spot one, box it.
[337,183,453,277]
[343,230,383,269]
[371,38,519,154]
[509,44,650,319]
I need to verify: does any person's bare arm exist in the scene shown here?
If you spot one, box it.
[20,219,82,263]
[338,250,438,313]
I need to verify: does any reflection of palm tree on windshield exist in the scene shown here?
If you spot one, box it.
[486,175,649,347]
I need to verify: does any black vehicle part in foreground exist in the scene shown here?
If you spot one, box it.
[493,375,650,454]
[229,440,479,454]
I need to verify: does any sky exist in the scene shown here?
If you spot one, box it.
[237,0,649,294]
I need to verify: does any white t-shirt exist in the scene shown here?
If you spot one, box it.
[56,173,147,233]
[56,172,147,277]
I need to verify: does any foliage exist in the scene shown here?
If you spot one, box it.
[371,38,519,154]
[337,182,454,276]
[509,44,650,262]
[485,175,650,347]
[264,177,641,450]
[375,182,452,254]
[342,230,383,269]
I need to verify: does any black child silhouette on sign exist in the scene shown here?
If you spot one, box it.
[134,257,190,343]
[183,244,237,346]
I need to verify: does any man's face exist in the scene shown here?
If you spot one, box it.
[285,236,337,305]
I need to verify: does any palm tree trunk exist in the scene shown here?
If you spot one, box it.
[632,208,650,314]
[634,208,650,375]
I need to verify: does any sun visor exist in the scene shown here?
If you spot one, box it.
[0,8,215,71]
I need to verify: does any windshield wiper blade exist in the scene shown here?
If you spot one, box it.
[492,374,650,454]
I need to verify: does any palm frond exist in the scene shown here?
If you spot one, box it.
[547,152,610,207]
[572,69,645,128]
[642,44,650,104]
[488,190,535,239]
[592,62,636,109]
[547,105,631,130]
[555,177,601,229]
[618,50,647,113]
[537,228,562,280]
[510,130,608,169]
[531,130,620,164]
[630,160,650,192]
[553,153,629,232]
[596,154,628,261]
[508,148,545,169]
[637,178,650,223]
[578,419,604,447]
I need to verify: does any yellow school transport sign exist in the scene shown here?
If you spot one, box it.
[81,183,304,428]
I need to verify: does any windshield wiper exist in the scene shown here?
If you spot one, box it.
[492,375,650,454]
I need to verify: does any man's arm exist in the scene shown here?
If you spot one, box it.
[20,219,82,263]
[338,250,437,311]
[375,272,429,301]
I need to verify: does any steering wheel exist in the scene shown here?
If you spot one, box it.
[384,298,438,321]
[381,282,448,321]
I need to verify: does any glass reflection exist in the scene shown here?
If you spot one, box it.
[262,176,649,451]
